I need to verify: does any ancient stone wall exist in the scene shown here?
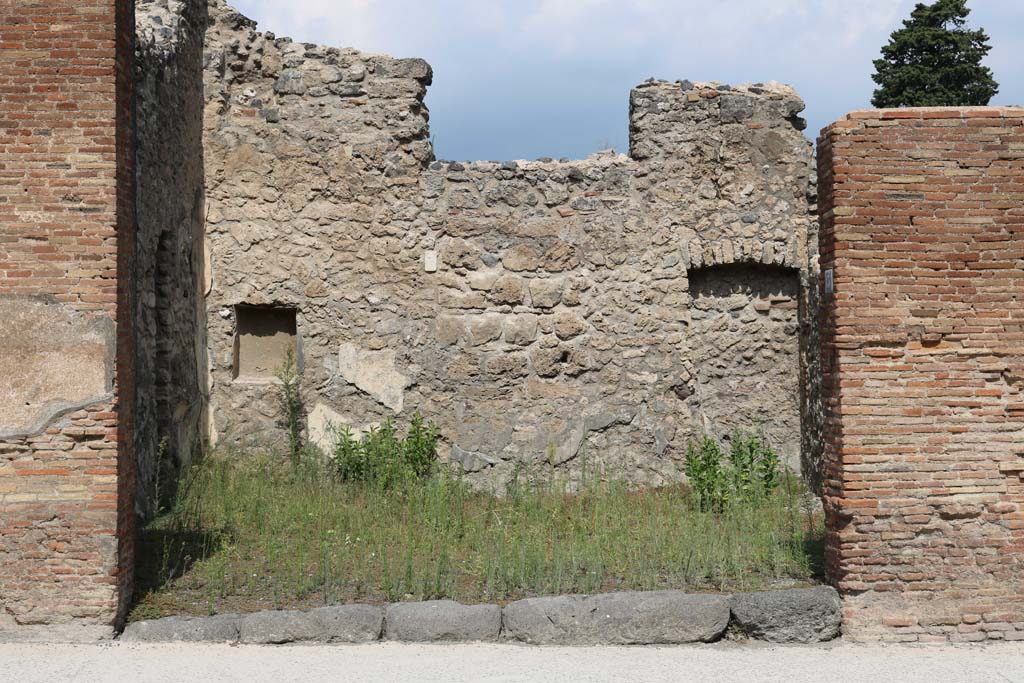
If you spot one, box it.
[819,107,1024,642]
[196,1,819,486]
[134,0,209,513]
[0,0,136,627]
[688,264,802,460]
[199,0,436,452]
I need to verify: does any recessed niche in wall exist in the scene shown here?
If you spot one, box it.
[233,305,297,380]
[687,263,801,469]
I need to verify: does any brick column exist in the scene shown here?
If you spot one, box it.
[0,0,136,628]
[818,107,1024,642]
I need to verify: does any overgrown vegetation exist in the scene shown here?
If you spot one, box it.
[131,442,821,621]
[274,347,305,470]
[130,356,822,622]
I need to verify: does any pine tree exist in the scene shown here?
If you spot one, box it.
[871,0,998,108]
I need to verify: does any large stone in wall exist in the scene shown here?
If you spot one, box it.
[337,344,411,413]
[0,297,114,437]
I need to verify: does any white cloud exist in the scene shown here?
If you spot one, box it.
[234,0,905,64]
[230,0,1024,159]
[234,0,400,53]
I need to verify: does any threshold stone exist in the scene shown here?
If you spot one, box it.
[117,586,842,645]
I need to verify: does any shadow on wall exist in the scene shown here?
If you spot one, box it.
[134,0,211,516]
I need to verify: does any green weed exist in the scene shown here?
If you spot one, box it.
[685,431,784,512]
[332,413,439,488]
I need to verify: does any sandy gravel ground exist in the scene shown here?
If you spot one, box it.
[2,640,1024,683]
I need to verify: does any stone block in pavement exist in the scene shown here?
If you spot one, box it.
[729,586,842,643]
[309,605,383,643]
[121,615,241,643]
[502,591,730,645]
[385,600,501,642]
[239,610,326,644]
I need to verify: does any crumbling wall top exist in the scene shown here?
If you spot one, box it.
[630,79,809,162]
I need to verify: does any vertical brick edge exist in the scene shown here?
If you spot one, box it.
[818,107,1024,642]
[0,0,136,628]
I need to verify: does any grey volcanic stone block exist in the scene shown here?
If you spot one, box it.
[122,605,384,645]
[121,615,240,643]
[730,586,842,643]
[385,600,501,642]
[502,591,730,645]
[310,605,383,643]
[239,610,325,644]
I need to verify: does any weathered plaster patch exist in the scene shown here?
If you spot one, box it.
[0,297,114,438]
[307,402,343,451]
[308,402,381,452]
[337,343,410,413]
[548,407,639,467]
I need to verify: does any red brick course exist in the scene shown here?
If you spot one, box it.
[0,0,135,627]
[818,107,1024,642]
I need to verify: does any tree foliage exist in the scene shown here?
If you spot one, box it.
[871,0,998,108]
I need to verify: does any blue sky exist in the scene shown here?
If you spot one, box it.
[232,0,1024,162]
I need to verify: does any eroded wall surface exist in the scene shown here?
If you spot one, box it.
[193,0,819,486]
[0,0,136,627]
[819,107,1024,642]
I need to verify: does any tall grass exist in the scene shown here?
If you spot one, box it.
[131,452,824,621]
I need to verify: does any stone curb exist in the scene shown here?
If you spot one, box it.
[729,586,842,643]
[386,600,502,642]
[503,591,730,645]
[120,587,841,645]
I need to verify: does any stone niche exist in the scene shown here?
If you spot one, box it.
[233,305,298,380]
[687,263,802,469]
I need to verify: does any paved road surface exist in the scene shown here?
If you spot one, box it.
[2,641,1024,683]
